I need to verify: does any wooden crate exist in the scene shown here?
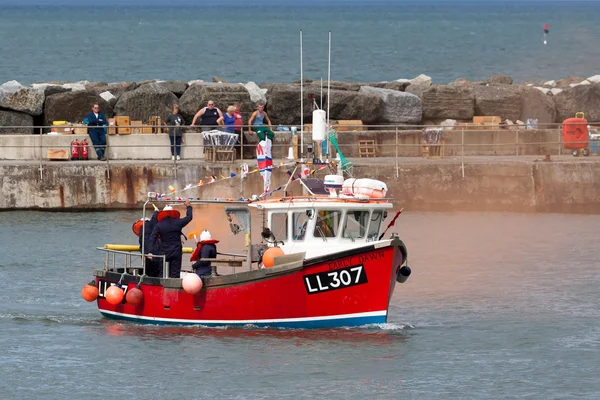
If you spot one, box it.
[115,116,131,135]
[141,125,153,134]
[72,123,88,135]
[51,123,72,134]
[358,140,376,158]
[336,120,363,131]
[107,118,117,135]
[47,149,69,160]
[215,149,236,163]
[473,116,501,130]
[131,120,143,134]
[149,116,164,133]
[422,139,446,159]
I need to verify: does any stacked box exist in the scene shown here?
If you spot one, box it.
[107,118,117,135]
[131,120,143,134]
[115,116,131,134]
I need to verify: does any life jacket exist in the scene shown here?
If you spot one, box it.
[190,239,220,262]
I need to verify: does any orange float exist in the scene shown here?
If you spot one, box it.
[126,287,144,307]
[262,247,285,268]
[81,281,99,302]
[106,285,125,305]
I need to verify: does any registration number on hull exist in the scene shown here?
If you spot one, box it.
[97,280,128,299]
[303,264,367,295]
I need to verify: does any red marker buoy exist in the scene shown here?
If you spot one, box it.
[126,287,144,307]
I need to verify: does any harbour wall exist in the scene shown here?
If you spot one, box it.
[1,158,599,213]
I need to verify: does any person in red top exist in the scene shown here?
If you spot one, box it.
[233,102,243,158]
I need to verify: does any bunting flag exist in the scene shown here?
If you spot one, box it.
[152,161,336,200]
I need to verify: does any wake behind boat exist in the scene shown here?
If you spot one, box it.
[81,168,411,329]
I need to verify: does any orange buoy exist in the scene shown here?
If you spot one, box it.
[105,285,125,305]
[262,246,285,268]
[126,287,144,307]
[182,273,203,294]
[81,281,99,302]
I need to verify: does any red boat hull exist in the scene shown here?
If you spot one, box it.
[95,241,405,328]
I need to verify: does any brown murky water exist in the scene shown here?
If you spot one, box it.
[1,209,599,399]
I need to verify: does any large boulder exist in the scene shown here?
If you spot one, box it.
[44,90,113,126]
[487,75,513,85]
[473,86,522,121]
[179,83,253,123]
[555,76,585,89]
[359,86,422,123]
[449,78,485,86]
[554,83,600,122]
[90,82,137,99]
[0,109,34,134]
[410,85,474,120]
[114,82,178,122]
[156,80,188,97]
[264,83,384,125]
[519,87,556,124]
[0,81,45,116]
[364,81,410,91]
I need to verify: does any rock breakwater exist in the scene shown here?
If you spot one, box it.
[1,74,600,135]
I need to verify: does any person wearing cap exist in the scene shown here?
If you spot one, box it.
[190,230,219,279]
[132,204,161,277]
[148,200,192,278]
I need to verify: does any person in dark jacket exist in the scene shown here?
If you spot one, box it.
[148,200,193,278]
[138,204,161,277]
[190,230,219,279]
[86,103,107,161]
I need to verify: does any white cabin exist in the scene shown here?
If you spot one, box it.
[250,197,393,259]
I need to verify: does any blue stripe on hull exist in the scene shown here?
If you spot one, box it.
[100,312,387,329]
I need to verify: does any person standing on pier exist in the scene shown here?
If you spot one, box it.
[191,100,222,132]
[165,104,184,161]
[148,200,193,278]
[86,103,107,161]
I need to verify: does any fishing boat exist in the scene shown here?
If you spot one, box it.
[82,170,411,329]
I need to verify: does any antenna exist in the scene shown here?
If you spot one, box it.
[320,78,323,110]
[300,30,304,161]
[327,31,332,160]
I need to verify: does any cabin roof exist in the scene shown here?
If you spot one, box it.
[250,196,393,210]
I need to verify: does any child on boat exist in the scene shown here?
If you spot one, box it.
[190,230,219,279]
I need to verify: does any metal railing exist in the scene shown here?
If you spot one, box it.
[0,122,597,181]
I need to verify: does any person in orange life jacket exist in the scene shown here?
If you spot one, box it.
[191,100,223,132]
[147,200,192,278]
[86,103,107,161]
[190,230,219,279]
[131,204,161,277]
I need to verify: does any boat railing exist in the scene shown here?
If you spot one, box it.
[96,247,170,278]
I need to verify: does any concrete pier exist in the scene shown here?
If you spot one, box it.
[1,155,598,213]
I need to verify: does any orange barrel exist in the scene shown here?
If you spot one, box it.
[562,112,588,150]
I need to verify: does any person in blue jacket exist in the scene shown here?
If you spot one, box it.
[86,103,107,161]
[148,200,192,278]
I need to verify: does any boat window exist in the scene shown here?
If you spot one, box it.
[313,210,341,239]
[270,213,288,243]
[367,210,383,241]
[343,210,369,240]
[292,210,311,241]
